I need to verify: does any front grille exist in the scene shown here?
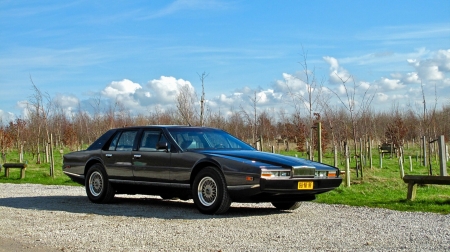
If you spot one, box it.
[292,166,315,177]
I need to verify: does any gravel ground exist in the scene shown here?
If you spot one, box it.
[0,183,449,251]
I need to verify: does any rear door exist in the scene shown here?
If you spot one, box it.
[102,130,138,180]
[132,129,171,182]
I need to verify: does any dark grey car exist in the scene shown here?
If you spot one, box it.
[63,126,342,214]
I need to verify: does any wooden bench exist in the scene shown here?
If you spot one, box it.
[402,175,450,201]
[379,143,396,157]
[2,163,27,179]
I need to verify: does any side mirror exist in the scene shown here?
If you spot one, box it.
[156,141,169,151]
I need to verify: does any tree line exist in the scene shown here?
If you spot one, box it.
[1,77,449,164]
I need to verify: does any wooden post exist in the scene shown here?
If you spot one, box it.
[368,136,373,169]
[271,145,275,153]
[333,145,338,168]
[317,122,322,163]
[399,157,404,179]
[406,182,417,201]
[345,145,350,187]
[422,136,427,166]
[409,156,413,172]
[438,135,447,176]
[45,142,49,163]
[379,152,383,169]
[50,134,55,178]
[308,145,313,161]
[447,145,449,162]
[19,144,24,163]
[260,135,264,152]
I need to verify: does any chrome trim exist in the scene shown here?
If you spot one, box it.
[109,179,190,188]
[227,184,260,190]
[63,171,84,178]
[292,166,315,177]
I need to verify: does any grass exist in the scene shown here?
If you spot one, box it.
[1,146,449,214]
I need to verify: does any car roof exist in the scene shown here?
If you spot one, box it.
[112,125,221,130]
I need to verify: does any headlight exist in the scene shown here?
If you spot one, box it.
[315,171,328,177]
[261,167,291,179]
[315,171,338,178]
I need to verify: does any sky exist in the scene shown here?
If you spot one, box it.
[1,0,449,122]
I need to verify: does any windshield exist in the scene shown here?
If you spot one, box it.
[167,128,254,151]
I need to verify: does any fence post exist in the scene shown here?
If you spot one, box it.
[409,156,413,172]
[399,156,404,178]
[422,136,427,166]
[317,122,322,163]
[438,135,447,176]
[345,145,350,187]
[379,152,383,169]
[333,145,338,168]
[368,136,373,169]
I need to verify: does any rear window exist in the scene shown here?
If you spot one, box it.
[86,129,116,150]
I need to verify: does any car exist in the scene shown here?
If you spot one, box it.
[63,126,342,214]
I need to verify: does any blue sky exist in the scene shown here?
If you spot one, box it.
[1,0,449,122]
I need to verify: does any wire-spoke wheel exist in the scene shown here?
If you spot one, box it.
[197,176,217,206]
[88,171,103,197]
[85,164,115,203]
[192,167,231,214]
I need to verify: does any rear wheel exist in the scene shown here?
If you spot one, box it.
[85,163,115,203]
[271,201,302,210]
[192,167,231,214]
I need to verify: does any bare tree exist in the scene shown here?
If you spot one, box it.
[328,74,375,157]
[176,84,197,125]
[283,47,324,151]
[198,72,209,126]
[240,90,261,145]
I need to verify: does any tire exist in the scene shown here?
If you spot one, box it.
[271,201,302,211]
[85,163,115,203]
[192,167,231,214]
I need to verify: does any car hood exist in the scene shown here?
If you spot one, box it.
[194,150,337,171]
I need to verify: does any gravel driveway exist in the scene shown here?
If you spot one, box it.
[0,183,448,251]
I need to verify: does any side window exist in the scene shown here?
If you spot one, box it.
[139,130,168,152]
[107,132,120,151]
[115,131,138,151]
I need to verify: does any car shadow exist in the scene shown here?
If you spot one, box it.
[0,195,290,219]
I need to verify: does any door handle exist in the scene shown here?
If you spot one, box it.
[105,153,112,157]
[134,154,141,158]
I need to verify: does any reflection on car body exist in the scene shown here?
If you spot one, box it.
[63,126,342,214]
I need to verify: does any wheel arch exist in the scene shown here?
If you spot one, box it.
[84,157,105,176]
[190,159,223,187]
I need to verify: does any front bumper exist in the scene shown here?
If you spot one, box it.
[228,177,342,203]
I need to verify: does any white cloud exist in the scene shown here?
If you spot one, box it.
[376,93,389,102]
[0,110,15,124]
[378,78,405,90]
[407,49,450,81]
[323,56,352,84]
[146,76,194,103]
[101,79,142,97]
[402,72,420,84]
[54,94,79,108]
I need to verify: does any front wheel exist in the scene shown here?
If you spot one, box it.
[192,167,231,214]
[85,163,115,203]
[271,201,302,211]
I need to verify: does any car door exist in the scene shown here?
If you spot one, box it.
[102,130,138,180]
[132,129,171,182]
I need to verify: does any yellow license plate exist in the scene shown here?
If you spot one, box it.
[298,181,314,190]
